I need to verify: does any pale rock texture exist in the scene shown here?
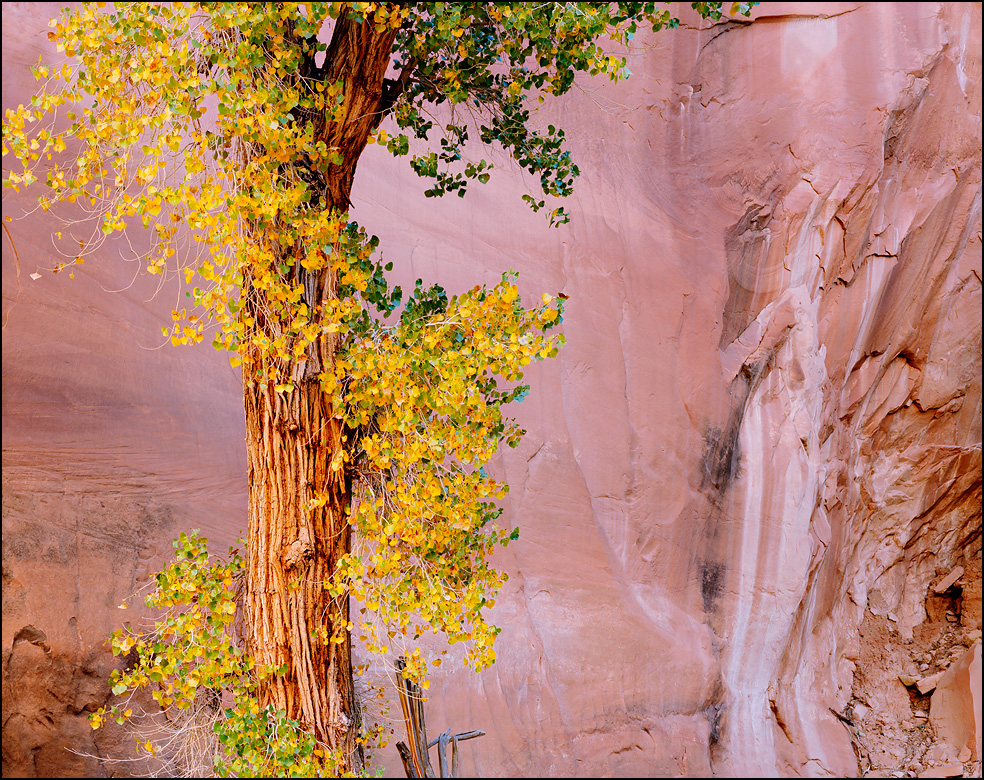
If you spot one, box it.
[2,2,981,777]
[930,642,982,762]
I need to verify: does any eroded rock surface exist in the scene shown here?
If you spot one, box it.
[2,1,981,777]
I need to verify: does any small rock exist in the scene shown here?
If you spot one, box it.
[915,710,929,719]
[901,673,920,686]
[967,629,982,643]
[927,744,954,763]
[957,746,971,763]
[854,703,870,719]
[918,761,965,777]
[918,673,943,695]
[933,567,964,593]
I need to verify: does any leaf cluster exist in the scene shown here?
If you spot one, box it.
[89,531,385,777]
[331,275,563,678]
[378,2,753,223]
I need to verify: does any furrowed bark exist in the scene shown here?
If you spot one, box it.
[244,379,359,763]
[320,11,402,209]
[241,9,400,772]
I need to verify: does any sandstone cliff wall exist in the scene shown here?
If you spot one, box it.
[3,2,980,777]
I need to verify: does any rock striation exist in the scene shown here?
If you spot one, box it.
[2,1,981,777]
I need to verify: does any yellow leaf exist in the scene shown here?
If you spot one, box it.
[330,450,344,472]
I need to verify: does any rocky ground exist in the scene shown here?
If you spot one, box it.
[853,550,982,778]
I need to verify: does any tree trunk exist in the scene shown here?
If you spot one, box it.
[244,378,360,766]
[240,10,400,772]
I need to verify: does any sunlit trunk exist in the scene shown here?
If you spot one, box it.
[243,375,362,769]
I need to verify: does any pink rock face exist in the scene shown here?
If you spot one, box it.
[2,2,981,778]
[931,642,983,762]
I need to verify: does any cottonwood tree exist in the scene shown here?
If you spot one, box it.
[3,1,748,774]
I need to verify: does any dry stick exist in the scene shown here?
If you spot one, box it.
[395,657,486,778]
[450,734,459,779]
[396,657,437,777]
[396,659,425,778]
[433,729,484,778]
[396,742,419,779]
[414,676,435,778]
[428,730,485,747]
[436,729,451,778]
